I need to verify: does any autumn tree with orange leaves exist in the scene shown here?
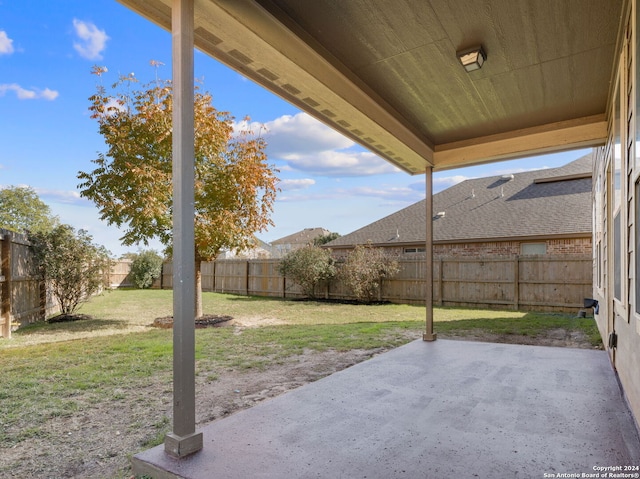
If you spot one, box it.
[78,66,278,317]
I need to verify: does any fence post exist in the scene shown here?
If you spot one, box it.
[513,255,520,310]
[438,257,444,306]
[1,233,12,338]
[245,260,250,296]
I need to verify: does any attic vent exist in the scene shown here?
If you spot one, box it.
[303,97,320,107]
[337,119,351,128]
[257,68,279,81]
[501,174,514,181]
[282,84,301,95]
[228,49,253,65]
[352,129,363,136]
[195,27,223,46]
[321,109,336,118]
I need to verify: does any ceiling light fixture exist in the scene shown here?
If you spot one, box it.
[457,45,486,72]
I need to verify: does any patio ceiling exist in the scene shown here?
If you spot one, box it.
[117,0,623,174]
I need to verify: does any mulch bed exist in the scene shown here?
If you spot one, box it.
[47,313,93,323]
[152,314,233,329]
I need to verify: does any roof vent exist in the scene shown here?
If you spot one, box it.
[501,174,514,181]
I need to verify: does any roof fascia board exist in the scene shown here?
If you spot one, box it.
[433,115,606,171]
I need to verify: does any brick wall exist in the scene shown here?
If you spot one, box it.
[329,237,592,258]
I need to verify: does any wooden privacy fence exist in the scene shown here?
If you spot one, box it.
[147,254,592,313]
[0,229,59,338]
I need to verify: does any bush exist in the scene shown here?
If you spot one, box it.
[338,244,400,303]
[278,245,336,299]
[29,225,112,315]
[313,232,341,246]
[130,250,163,289]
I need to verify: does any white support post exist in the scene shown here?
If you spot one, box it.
[164,0,203,458]
[424,166,437,341]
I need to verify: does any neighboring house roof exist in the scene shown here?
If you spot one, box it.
[271,227,332,246]
[219,237,274,259]
[327,155,593,248]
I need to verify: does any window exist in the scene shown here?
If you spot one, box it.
[636,181,640,313]
[521,243,546,255]
[612,62,624,304]
[404,247,425,254]
[597,240,602,290]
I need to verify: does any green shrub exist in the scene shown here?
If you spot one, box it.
[338,244,400,303]
[278,245,336,299]
[29,225,111,315]
[130,250,163,289]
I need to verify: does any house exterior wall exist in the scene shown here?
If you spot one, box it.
[592,0,640,427]
[329,237,592,258]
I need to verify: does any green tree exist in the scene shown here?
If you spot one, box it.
[78,68,278,317]
[338,244,400,303]
[29,225,112,316]
[0,186,59,234]
[313,232,341,246]
[129,249,164,289]
[278,245,336,299]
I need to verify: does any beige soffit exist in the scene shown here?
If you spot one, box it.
[117,0,621,174]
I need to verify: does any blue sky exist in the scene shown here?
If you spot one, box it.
[0,1,590,257]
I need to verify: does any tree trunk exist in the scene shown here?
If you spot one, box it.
[195,259,203,319]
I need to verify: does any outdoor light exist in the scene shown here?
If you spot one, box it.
[457,45,486,72]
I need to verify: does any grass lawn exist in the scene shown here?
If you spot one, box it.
[4,288,602,348]
[0,289,602,478]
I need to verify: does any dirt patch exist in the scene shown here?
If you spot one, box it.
[152,314,234,329]
[442,328,601,350]
[1,347,380,479]
[0,328,597,479]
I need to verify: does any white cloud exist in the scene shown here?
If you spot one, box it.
[263,113,354,157]
[239,112,402,177]
[0,83,59,100]
[0,30,14,55]
[278,178,315,191]
[72,19,109,60]
[40,88,59,101]
[35,188,88,205]
[433,174,469,192]
[345,185,424,202]
[284,150,399,177]
[278,182,424,204]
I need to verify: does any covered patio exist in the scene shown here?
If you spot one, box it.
[133,339,640,477]
[111,0,638,475]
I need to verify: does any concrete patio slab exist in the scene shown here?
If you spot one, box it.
[133,340,640,478]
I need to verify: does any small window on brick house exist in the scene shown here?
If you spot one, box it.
[404,247,426,253]
[521,243,547,255]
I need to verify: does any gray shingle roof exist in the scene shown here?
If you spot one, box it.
[327,154,593,248]
[271,227,332,246]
